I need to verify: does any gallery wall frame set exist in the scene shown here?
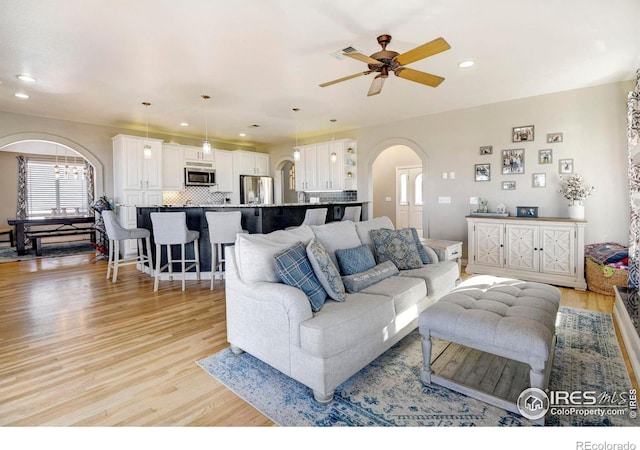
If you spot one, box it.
[559,158,574,174]
[475,163,491,181]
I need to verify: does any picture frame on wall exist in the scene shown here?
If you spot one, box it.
[502,181,516,190]
[547,132,563,143]
[532,173,546,188]
[480,146,493,155]
[502,149,525,174]
[475,163,491,181]
[538,149,552,164]
[559,158,574,174]
[512,125,534,142]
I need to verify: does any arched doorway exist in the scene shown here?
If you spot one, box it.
[273,156,297,205]
[368,138,428,237]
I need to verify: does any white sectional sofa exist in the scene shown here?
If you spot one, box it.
[224,216,460,402]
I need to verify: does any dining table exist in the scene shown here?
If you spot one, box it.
[7,214,96,255]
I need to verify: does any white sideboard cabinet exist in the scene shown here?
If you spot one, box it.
[465,215,587,290]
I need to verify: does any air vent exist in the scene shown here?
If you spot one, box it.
[330,46,361,60]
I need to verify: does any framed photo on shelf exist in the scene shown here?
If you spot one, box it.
[502,181,516,190]
[475,163,491,181]
[502,149,525,174]
[547,132,563,143]
[480,146,493,155]
[559,158,574,174]
[538,149,552,164]
[532,173,546,188]
[512,125,534,142]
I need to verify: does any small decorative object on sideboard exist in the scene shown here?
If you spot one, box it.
[516,206,539,218]
[558,173,594,220]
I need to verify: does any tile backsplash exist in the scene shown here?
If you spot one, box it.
[162,187,357,206]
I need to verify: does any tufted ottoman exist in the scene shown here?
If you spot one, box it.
[418,275,561,422]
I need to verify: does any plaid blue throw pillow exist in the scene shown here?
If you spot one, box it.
[274,241,327,312]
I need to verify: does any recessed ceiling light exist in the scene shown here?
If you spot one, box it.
[17,74,36,82]
[458,60,475,68]
[180,122,189,127]
[239,132,247,137]
[15,92,29,99]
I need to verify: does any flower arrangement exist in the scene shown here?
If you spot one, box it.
[558,174,595,205]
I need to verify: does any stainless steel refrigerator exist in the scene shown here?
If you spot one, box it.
[240,175,274,205]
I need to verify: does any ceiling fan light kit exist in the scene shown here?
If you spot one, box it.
[320,34,451,96]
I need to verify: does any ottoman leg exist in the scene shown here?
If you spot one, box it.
[420,335,433,385]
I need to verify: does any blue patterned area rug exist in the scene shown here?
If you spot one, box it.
[197,306,637,427]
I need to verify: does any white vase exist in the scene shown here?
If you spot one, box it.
[568,203,585,220]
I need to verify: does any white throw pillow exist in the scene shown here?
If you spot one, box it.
[234,225,314,283]
[311,221,362,269]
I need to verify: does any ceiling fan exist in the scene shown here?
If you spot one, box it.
[320,34,451,96]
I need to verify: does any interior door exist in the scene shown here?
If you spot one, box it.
[396,166,423,236]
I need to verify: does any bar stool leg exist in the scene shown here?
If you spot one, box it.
[107,238,114,280]
[154,243,162,292]
[210,242,216,290]
[181,243,186,291]
[167,245,173,281]
[144,236,152,276]
[112,240,120,283]
[194,239,200,282]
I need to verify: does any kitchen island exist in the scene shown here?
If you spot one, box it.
[135,201,366,273]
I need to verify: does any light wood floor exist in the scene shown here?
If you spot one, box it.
[0,254,637,426]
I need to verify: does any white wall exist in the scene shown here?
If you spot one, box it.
[268,80,634,255]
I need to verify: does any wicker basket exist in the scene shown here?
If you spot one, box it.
[585,257,628,296]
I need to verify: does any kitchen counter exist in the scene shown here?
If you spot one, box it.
[135,201,366,272]
[157,201,365,208]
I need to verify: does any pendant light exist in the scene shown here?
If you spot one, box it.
[142,102,152,159]
[202,95,211,155]
[292,107,300,161]
[53,144,60,179]
[330,119,337,163]
[64,147,69,178]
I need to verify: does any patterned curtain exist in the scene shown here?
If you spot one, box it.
[16,155,27,218]
[628,69,640,288]
[84,160,95,209]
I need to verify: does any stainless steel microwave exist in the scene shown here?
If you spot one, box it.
[184,168,216,186]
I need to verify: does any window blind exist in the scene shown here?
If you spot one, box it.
[26,158,88,216]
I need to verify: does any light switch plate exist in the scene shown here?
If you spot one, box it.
[439,196,452,204]
[470,197,478,204]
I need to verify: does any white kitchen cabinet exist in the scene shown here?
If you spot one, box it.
[214,149,234,192]
[466,216,587,289]
[113,134,164,256]
[234,151,270,175]
[183,145,215,163]
[162,144,185,191]
[295,139,356,191]
[113,134,163,192]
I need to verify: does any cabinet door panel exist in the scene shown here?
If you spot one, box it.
[475,222,503,267]
[506,225,538,271]
[540,226,574,276]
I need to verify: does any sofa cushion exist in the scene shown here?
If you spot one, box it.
[409,228,431,264]
[306,239,346,302]
[234,225,315,283]
[355,216,395,254]
[299,292,395,358]
[370,228,423,270]
[360,275,427,317]
[398,260,460,297]
[274,242,327,312]
[311,221,362,269]
[341,261,399,293]
[335,243,376,275]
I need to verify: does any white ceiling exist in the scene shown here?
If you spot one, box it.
[0,0,638,148]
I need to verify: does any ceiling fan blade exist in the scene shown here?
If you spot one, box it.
[343,52,383,66]
[319,71,370,87]
[367,75,386,96]
[395,67,445,87]
[394,37,451,66]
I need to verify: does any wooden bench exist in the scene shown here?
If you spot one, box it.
[26,228,96,256]
[0,227,15,247]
